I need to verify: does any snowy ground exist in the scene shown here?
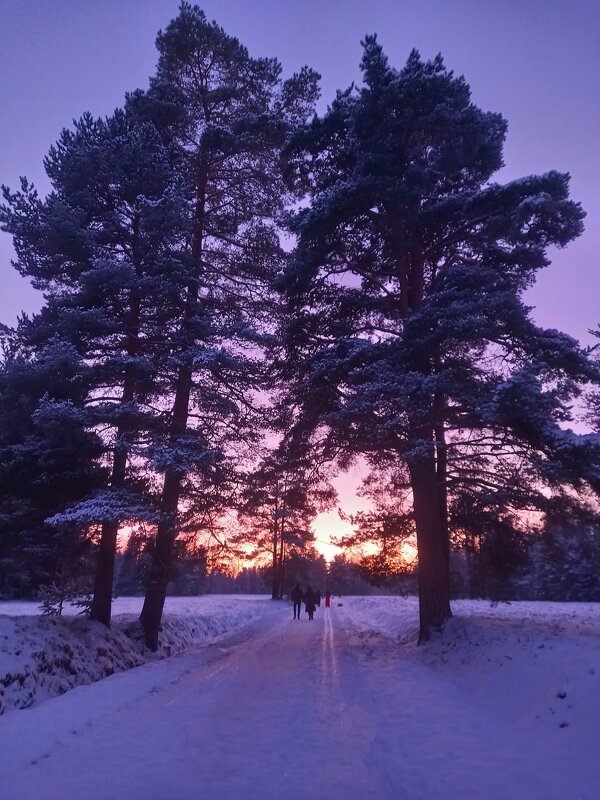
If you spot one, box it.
[0,596,598,799]
[0,595,281,714]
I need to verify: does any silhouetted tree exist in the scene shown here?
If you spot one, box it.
[281,39,593,640]
[129,4,319,648]
[1,109,184,623]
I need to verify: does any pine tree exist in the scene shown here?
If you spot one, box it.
[327,554,373,595]
[586,325,600,433]
[529,497,600,601]
[336,466,417,588]
[1,109,184,623]
[281,39,593,640]
[127,4,319,648]
[234,452,332,599]
[114,529,150,597]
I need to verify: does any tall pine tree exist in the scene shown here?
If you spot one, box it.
[127,4,319,648]
[281,39,593,640]
[1,109,185,623]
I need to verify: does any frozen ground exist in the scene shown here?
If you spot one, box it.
[0,596,598,799]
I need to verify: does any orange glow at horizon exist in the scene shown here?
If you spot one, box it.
[311,510,354,563]
[400,539,418,566]
[311,463,371,563]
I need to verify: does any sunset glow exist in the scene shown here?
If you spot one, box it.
[312,511,352,563]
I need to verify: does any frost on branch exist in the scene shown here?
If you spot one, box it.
[47,489,157,527]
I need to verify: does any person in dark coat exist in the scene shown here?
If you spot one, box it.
[315,590,322,607]
[290,583,304,620]
[304,585,317,620]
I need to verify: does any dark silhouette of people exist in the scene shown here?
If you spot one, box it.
[304,585,317,620]
[325,589,331,608]
[315,589,322,607]
[290,583,303,620]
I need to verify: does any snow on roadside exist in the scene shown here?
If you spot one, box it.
[339,596,600,788]
[337,594,421,642]
[342,597,600,719]
[0,595,281,716]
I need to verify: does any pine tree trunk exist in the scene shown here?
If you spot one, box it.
[271,524,280,600]
[279,547,286,599]
[140,166,208,649]
[408,428,452,643]
[405,259,451,640]
[91,214,141,626]
[140,364,192,648]
[277,517,286,598]
[433,390,450,575]
[271,483,280,599]
[89,445,127,626]
[140,470,182,648]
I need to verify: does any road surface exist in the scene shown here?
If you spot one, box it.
[0,603,588,799]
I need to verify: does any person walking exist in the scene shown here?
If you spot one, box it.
[290,583,303,620]
[325,589,331,608]
[304,585,317,620]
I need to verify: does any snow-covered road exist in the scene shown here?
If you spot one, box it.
[0,602,595,800]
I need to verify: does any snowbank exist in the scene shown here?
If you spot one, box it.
[0,595,280,715]
[338,596,600,790]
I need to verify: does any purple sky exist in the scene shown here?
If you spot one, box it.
[1,0,598,344]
